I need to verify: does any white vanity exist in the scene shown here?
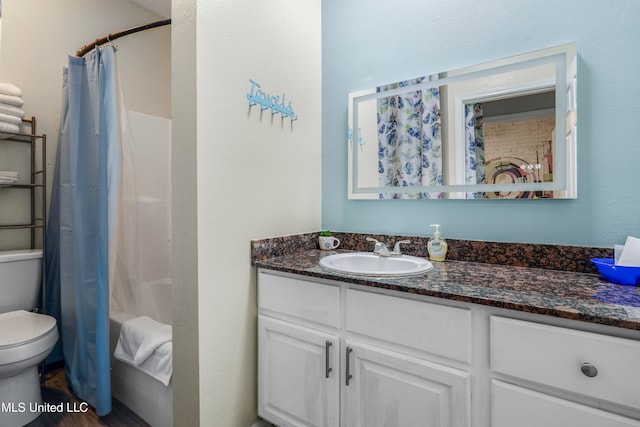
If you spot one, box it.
[256,263,640,427]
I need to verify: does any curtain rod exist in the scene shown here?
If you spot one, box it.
[75,18,171,57]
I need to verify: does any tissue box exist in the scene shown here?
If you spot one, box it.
[591,258,640,286]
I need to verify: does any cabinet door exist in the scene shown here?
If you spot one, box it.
[492,380,640,427]
[344,341,470,427]
[258,315,339,427]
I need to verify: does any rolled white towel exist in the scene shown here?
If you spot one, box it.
[0,103,25,119]
[0,83,22,97]
[0,93,23,108]
[0,112,23,126]
[0,122,20,134]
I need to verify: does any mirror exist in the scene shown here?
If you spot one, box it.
[348,43,577,199]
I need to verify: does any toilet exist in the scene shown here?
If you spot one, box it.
[0,249,58,427]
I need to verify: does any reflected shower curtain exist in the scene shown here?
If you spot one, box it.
[465,103,485,198]
[45,46,121,416]
[377,78,442,199]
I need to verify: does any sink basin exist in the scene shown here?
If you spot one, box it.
[319,252,433,276]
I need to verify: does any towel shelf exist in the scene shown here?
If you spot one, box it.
[0,117,47,312]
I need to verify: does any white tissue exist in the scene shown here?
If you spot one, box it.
[616,236,640,267]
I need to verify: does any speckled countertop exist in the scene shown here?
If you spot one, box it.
[252,233,640,331]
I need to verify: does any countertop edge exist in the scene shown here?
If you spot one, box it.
[255,250,640,332]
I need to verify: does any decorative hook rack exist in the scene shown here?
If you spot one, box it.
[247,79,297,121]
[348,127,365,145]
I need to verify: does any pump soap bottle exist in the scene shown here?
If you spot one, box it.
[427,224,448,261]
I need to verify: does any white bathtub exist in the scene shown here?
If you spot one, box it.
[109,307,173,427]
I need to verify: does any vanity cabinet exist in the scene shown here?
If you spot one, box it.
[258,272,341,427]
[491,316,640,427]
[257,269,640,427]
[344,341,470,427]
[258,315,340,427]
[257,270,471,427]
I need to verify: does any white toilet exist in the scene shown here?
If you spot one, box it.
[0,249,58,427]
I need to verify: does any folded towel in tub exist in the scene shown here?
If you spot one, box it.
[114,316,173,385]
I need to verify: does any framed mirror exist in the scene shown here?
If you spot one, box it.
[348,43,577,200]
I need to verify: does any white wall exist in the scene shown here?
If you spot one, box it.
[189,0,322,424]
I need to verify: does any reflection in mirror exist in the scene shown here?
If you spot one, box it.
[348,43,577,200]
[474,91,555,199]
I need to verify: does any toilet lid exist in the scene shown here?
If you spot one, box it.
[0,310,57,348]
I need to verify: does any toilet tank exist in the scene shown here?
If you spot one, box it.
[0,249,43,313]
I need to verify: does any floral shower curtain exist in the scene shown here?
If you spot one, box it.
[377,78,442,199]
[465,103,485,198]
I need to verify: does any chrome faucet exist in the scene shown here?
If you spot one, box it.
[366,237,411,257]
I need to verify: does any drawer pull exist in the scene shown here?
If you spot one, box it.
[345,347,353,386]
[325,341,333,379]
[581,362,598,378]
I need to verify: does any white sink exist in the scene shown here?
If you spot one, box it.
[319,252,433,276]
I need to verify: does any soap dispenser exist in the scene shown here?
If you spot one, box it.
[427,224,448,261]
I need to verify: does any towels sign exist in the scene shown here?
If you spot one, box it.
[247,79,297,121]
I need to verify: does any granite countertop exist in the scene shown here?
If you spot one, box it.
[255,249,640,331]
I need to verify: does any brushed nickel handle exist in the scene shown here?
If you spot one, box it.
[325,341,333,379]
[581,362,598,378]
[345,347,353,386]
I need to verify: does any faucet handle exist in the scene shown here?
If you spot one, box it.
[391,240,411,256]
[366,237,383,254]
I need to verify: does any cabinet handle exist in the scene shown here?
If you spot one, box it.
[581,362,598,378]
[345,347,353,386]
[325,341,332,379]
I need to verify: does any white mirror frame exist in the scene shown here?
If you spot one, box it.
[348,43,577,199]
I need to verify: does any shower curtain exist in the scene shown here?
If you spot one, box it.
[465,103,485,198]
[45,45,122,416]
[377,78,442,199]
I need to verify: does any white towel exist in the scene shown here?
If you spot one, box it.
[0,112,22,126]
[0,121,20,134]
[114,316,173,385]
[0,171,18,184]
[134,341,172,386]
[114,316,172,365]
[0,83,22,97]
[0,103,25,119]
[0,94,23,108]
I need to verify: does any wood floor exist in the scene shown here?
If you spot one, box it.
[26,364,150,427]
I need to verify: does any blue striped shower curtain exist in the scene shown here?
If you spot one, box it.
[45,45,121,416]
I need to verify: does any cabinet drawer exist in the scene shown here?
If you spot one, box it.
[258,272,340,329]
[491,316,640,410]
[492,380,640,427]
[346,289,471,363]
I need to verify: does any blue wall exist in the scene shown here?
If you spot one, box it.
[322,0,640,247]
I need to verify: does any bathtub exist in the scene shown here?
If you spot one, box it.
[109,281,173,427]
